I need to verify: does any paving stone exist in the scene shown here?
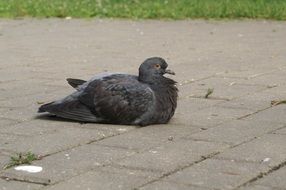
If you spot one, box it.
[187,119,285,145]
[0,67,36,84]
[272,126,286,135]
[139,181,211,190]
[216,67,278,80]
[1,144,135,184]
[173,111,230,128]
[215,97,269,112]
[0,119,127,137]
[1,126,116,155]
[215,85,286,111]
[174,105,253,128]
[75,122,136,134]
[97,124,199,151]
[215,134,286,167]
[0,78,56,100]
[239,184,281,190]
[115,139,229,173]
[44,165,159,190]
[247,70,286,86]
[253,166,286,189]
[0,134,20,148]
[245,105,286,124]
[0,120,78,136]
[0,106,39,122]
[0,88,71,108]
[0,155,10,170]
[166,159,269,189]
[175,97,225,114]
[180,77,267,100]
[0,178,42,190]
[0,118,19,127]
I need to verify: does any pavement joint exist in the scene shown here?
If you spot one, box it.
[235,160,286,190]
[136,151,221,189]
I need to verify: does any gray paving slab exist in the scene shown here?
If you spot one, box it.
[215,85,286,111]
[246,69,286,86]
[166,159,269,189]
[1,19,286,189]
[186,118,285,145]
[1,144,135,184]
[0,88,71,108]
[245,104,286,124]
[114,139,229,173]
[0,155,10,170]
[239,184,282,190]
[0,178,42,190]
[97,124,199,151]
[174,104,253,128]
[175,97,224,114]
[0,134,20,148]
[272,126,286,135]
[0,117,19,127]
[1,126,118,155]
[253,166,286,189]
[215,134,286,167]
[0,120,78,136]
[43,166,159,190]
[0,78,55,100]
[139,180,211,190]
[181,77,267,100]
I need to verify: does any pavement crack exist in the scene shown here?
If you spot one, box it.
[0,173,51,186]
[135,151,221,189]
[234,159,286,189]
[237,106,272,120]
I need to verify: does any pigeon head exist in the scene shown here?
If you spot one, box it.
[138,57,175,83]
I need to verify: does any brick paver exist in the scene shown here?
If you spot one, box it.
[0,19,286,190]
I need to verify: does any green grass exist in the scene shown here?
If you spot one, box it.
[205,88,214,99]
[3,152,40,169]
[0,0,286,20]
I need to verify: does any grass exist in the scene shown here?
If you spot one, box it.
[0,0,286,20]
[205,88,214,99]
[3,152,40,169]
[271,100,286,106]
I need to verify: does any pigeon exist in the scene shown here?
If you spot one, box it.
[38,57,178,126]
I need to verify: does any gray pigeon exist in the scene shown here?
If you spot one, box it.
[38,57,178,126]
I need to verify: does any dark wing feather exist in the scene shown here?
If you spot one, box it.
[38,91,100,122]
[79,75,155,125]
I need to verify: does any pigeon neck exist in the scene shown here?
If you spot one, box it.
[138,73,162,84]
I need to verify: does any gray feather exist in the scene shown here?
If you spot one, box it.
[38,57,178,126]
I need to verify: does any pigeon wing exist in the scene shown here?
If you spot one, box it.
[38,91,101,122]
[78,75,155,125]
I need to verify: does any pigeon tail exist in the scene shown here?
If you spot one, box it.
[38,101,55,113]
[66,78,86,89]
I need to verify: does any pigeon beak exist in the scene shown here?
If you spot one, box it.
[165,69,175,75]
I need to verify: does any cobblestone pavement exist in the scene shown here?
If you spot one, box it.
[0,19,286,190]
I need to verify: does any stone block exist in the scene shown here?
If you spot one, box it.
[167,159,268,189]
[215,134,286,167]
[115,139,228,173]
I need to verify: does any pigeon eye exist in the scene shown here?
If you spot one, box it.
[154,64,161,69]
